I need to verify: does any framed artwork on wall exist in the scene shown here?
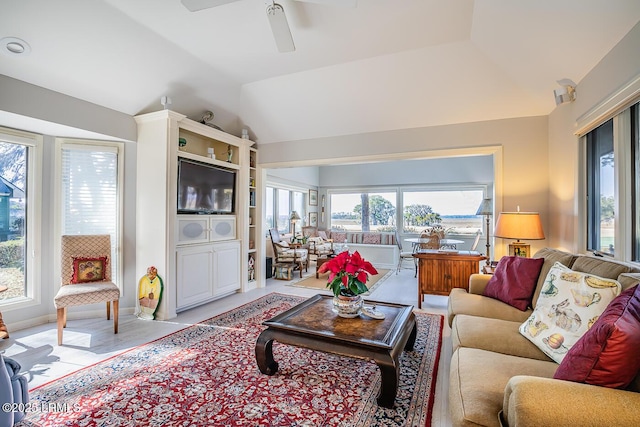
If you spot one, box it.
[309,212,318,227]
[309,189,318,206]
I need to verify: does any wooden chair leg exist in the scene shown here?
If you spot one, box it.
[113,300,119,334]
[106,301,111,320]
[57,308,65,345]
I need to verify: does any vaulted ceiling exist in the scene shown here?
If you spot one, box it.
[2,1,639,143]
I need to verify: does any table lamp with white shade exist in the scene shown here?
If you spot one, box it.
[494,208,545,257]
[289,210,301,240]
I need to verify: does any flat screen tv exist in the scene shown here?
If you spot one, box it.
[177,158,236,214]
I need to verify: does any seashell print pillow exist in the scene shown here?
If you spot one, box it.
[519,262,621,363]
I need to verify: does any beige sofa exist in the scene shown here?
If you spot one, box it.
[447,248,640,427]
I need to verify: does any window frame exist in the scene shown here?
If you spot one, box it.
[580,104,638,263]
[0,127,43,311]
[54,138,124,289]
[265,182,308,234]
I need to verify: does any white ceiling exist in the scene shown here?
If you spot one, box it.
[1,0,640,143]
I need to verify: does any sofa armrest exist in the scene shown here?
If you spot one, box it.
[468,273,492,295]
[503,376,640,427]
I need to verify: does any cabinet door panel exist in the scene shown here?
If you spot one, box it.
[176,246,214,309]
[213,241,241,295]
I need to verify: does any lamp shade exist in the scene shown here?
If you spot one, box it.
[494,212,545,240]
[289,211,301,222]
[476,199,493,216]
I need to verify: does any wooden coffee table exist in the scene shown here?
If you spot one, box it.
[255,294,417,408]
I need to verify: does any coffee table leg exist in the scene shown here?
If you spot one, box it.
[375,354,399,408]
[255,329,279,375]
[405,319,417,351]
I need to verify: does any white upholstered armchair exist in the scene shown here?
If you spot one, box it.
[268,228,308,278]
[53,235,120,345]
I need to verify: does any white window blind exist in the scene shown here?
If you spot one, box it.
[61,144,119,281]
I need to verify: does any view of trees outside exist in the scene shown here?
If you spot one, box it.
[0,141,27,302]
[331,192,396,231]
[329,189,484,234]
[402,190,483,234]
[599,152,615,254]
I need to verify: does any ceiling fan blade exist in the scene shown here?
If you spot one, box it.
[180,0,240,12]
[296,0,357,7]
[266,3,295,53]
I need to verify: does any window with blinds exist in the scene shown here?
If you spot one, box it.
[61,144,121,284]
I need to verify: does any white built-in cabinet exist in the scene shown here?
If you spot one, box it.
[134,110,261,320]
[176,240,240,310]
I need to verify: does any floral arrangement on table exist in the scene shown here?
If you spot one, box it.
[318,251,378,297]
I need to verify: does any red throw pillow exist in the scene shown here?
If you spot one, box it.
[71,256,108,283]
[482,256,544,311]
[554,285,640,388]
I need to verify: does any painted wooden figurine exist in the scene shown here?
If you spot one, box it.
[136,266,163,320]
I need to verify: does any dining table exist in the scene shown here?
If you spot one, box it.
[404,237,465,250]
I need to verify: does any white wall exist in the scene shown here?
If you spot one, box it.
[267,166,320,188]
[548,21,640,253]
[318,155,493,187]
[0,75,136,142]
[260,116,549,257]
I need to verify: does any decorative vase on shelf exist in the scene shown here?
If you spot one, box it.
[332,294,364,318]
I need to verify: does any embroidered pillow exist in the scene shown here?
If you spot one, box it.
[71,256,108,283]
[554,285,640,388]
[362,233,381,244]
[519,262,621,363]
[318,230,328,240]
[483,256,544,311]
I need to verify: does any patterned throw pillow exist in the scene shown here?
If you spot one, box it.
[519,262,621,363]
[71,256,108,284]
[318,230,328,240]
[362,233,381,244]
[332,232,347,243]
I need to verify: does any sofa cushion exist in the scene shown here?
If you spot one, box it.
[447,288,533,327]
[483,256,544,311]
[617,272,640,291]
[449,347,557,427]
[554,285,640,389]
[571,255,640,280]
[519,262,621,363]
[452,315,551,361]
[530,248,577,308]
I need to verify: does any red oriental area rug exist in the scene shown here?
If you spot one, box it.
[17,293,443,427]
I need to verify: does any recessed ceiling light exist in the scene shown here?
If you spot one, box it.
[0,37,31,57]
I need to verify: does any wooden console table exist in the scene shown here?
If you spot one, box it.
[413,250,486,308]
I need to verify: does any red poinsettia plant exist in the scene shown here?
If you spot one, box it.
[317,251,378,297]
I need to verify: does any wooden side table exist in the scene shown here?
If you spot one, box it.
[482,265,495,275]
[413,250,486,308]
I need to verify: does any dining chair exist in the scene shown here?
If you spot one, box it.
[470,230,482,251]
[53,235,120,345]
[394,231,415,275]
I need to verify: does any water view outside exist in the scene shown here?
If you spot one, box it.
[0,141,27,302]
[330,190,484,235]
